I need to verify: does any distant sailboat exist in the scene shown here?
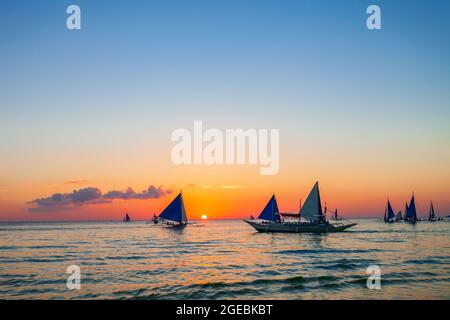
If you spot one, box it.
[123,212,131,222]
[429,202,436,221]
[325,209,342,221]
[403,202,409,222]
[244,182,356,233]
[384,200,396,223]
[395,210,402,221]
[406,194,417,224]
[155,192,188,227]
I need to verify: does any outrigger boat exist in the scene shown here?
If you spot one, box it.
[428,201,442,221]
[123,212,131,222]
[244,182,356,233]
[154,192,188,227]
[404,194,418,223]
[332,209,342,221]
[383,200,396,223]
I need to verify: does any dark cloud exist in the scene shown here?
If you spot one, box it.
[104,186,171,200]
[28,185,172,213]
[72,187,102,203]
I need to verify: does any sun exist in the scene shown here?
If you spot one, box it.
[201,214,208,220]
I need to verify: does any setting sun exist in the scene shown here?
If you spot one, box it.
[201,214,208,220]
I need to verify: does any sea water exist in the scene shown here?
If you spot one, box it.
[0,219,449,299]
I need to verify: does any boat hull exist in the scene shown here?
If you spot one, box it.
[244,220,356,233]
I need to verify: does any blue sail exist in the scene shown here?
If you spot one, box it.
[258,195,280,222]
[403,202,409,221]
[387,201,395,220]
[407,195,417,221]
[159,193,187,223]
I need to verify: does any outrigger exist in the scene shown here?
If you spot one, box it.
[428,201,443,221]
[244,182,356,233]
[123,212,131,222]
[154,192,188,228]
[404,194,418,224]
[384,200,396,223]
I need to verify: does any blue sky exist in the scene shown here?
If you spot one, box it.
[2,0,449,148]
[2,1,449,120]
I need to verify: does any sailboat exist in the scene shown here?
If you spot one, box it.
[332,209,342,220]
[155,192,188,227]
[428,202,436,222]
[384,200,396,223]
[395,210,402,222]
[405,194,418,224]
[123,212,131,222]
[403,202,409,222]
[244,182,357,233]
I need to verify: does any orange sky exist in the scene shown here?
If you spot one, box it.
[1,158,449,221]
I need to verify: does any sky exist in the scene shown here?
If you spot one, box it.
[0,0,449,221]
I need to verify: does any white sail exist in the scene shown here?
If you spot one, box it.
[300,182,323,222]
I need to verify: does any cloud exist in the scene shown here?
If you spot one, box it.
[28,185,172,213]
[104,186,171,200]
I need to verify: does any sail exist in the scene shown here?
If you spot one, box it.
[404,202,409,221]
[387,200,395,220]
[159,193,188,223]
[429,202,435,220]
[407,195,417,221]
[123,213,130,222]
[396,211,402,221]
[300,182,324,222]
[258,195,280,222]
[334,209,338,220]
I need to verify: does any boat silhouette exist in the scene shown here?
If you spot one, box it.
[244,182,356,233]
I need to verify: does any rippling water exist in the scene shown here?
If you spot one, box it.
[0,219,449,299]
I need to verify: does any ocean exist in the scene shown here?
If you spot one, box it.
[0,219,449,299]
